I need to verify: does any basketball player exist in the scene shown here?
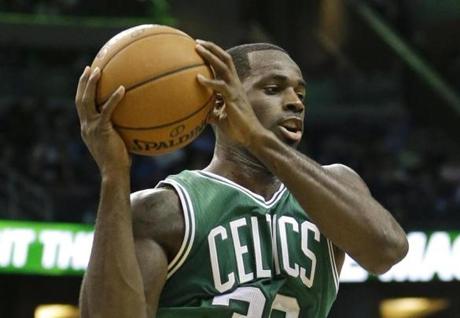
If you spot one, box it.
[75,40,408,318]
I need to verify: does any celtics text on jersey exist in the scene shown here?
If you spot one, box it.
[156,170,340,318]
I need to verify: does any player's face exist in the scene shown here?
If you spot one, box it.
[243,50,306,148]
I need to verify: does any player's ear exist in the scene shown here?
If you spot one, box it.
[215,93,224,109]
[207,93,226,124]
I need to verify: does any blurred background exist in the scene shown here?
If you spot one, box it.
[0,0,459,317]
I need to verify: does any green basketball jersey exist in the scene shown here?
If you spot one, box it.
[156,170,339,318]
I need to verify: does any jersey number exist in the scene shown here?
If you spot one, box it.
[212,286,300,318]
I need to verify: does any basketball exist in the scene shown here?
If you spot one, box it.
[91,24,214,156]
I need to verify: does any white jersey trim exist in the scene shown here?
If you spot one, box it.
[326,238,340,293]
[157,179,196,279]
[194,170,286,208]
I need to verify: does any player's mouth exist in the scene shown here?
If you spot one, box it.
[277,117,303,143]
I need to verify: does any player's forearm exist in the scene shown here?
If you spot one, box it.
[82,171,147,318]
[249,131,408,274]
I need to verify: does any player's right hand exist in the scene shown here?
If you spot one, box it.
[196,40,265,148]
[75,66,131,176]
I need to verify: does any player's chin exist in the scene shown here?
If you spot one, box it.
[285,139,301,148]
[274,130,302,148]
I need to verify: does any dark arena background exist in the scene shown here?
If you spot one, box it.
[1,0,460,317]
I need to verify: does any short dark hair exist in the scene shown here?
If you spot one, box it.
[226,43,287,80]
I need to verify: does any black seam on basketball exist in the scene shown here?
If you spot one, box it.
[113,92,214,130]
[98,63,207,105]
[126,63,206,93]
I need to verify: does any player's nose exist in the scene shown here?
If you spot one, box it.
[283,89,304,113]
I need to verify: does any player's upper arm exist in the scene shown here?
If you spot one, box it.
[322,164,371,275]
[131,187,185,317]
[324,163,408,274]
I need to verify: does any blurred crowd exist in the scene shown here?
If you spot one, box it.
[0,95,214,222]
[1,0,163,17]
[308,117,460,229]
[0,93,458,230]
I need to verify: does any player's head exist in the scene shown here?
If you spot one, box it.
[218,43,306,148]
[227,43,288,81]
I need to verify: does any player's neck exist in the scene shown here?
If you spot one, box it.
[204,143,281,201]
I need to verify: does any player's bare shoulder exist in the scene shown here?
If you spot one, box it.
[323,163,370,194]
[131,187,185,262]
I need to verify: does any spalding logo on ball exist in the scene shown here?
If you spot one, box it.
[91,24,214,156]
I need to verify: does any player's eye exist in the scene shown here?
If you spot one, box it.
[296,93,305,101]
[264,85,280,95]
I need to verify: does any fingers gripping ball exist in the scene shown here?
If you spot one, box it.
[91,24,214,156]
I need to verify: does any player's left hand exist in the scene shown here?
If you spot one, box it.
[195,40,265,147]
